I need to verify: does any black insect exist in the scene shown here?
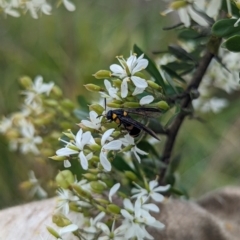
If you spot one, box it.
[106,108,161,140]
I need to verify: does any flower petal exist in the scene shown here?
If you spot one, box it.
[100,152,111,171]
[121,78,128,98]
[131,76,148,88]
[139,95,154,105]
[79,151,88,170]
[109,183,120,202]
[101,128,115,146]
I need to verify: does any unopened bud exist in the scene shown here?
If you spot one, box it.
[44,99,58,106]
[123,102,140,108]
[190,89,200,99]
[95,198,109,204]
[84,84,102,92]
[89,104,105,115]
[147,80,162,91]
[90,181,106,193]
[52,213,72,227]
[93,70,111,79]
[170,1,188,10]
[124,171,138,181]
[19,76,32,88]
[55,170,74,189]
[112,79,122,88]
[52,85,63,97]
[88,144,101,151]
[47,226,61,238]
[107,204,121,214]
[61,99,75,109]
[107,103,122,108]
[156,101,169,110]
[72,184,92,199]
[49,155,66,161]
[82,173,98,181]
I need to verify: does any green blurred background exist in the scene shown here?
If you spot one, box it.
[0,0,239,209]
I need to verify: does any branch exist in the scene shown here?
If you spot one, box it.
[158,42,221,185]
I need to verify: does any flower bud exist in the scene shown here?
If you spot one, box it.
[107,204,121,214]
[170,1,188,10]
[44,99,58,107]
[52,213,72,227]
[71,184,92,199]
[84,84,102,92]
[52,85,63,97]
[47,226,60,238]
[90,181,106,193]
[107,103,122,108]
[89,104,105,114]
[19,76,32,88]
[156,101,170,110]
[55,170,74,189]
[112,79,122,88]
[49,155,66,161]
[95,198,109,204]
[190,89,200,99]
[61,99,75,109]
[235,1,240,10]
[147,80,162,91]
[82,173,98,181]
[93,70,111,79]
[123,102,140,108]
[124,171,138,181]
[88,143,101,151]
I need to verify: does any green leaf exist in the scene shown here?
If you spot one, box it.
[178,29,202,39]
[73,109,89,120]
[225,35,240,52]
[212,19,240,38]
[161,65,186,83]
[168,45,196,63]
[133,44,166,93]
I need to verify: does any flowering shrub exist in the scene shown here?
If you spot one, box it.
[1,0,240,239]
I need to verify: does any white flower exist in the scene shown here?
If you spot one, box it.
[81,111,102,130]
[56,129,93,170]
[47,224,78,239]
[100,128,122,171]
[120,134,148,163]
[97,221,126,240]
[110,54,148,98]
[82,212,105,237]
[0,116,13,134]
[19,119,43,154]
[109,183,120,202]
[28,170,48,198]
[100,79,121,100]
[56,188,79,215]
[22,75,54,106]
[193,97,228,113]
[162,0,209,27]
[131,179,170,202]
[62,0,76,11]
[121,198,164,240]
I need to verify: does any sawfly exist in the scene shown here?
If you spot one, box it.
[105,108,161,140]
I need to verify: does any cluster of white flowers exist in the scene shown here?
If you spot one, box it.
[0,0,75,18]
[162,0,230,27]
[52,179,170,240]
[47,53,171,239]
[0,75,54,154]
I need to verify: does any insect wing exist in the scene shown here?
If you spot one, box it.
[124,108,162,118]
[119,116,160,141]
